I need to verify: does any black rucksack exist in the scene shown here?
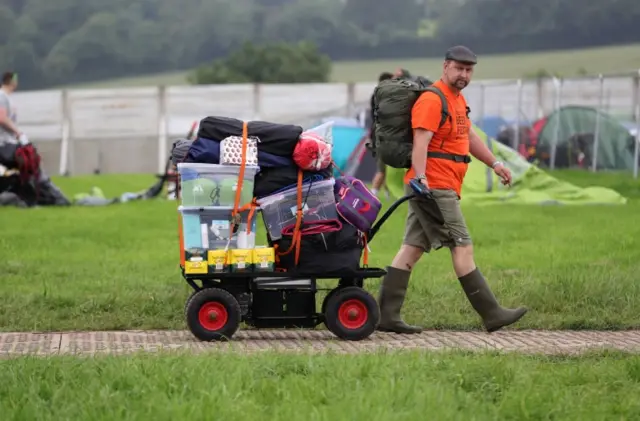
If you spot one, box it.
[368,77,450,169]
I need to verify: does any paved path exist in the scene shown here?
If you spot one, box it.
[2,329,640,358]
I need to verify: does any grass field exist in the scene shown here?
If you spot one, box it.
[2,169,639,419]
[1,170,639,332]
[1,350,640,420]
[67,43,640,89]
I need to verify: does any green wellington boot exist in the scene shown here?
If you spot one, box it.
[377,266,423,334]
[459,268,528,333]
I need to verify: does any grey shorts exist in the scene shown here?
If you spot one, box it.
[402,184,472,252]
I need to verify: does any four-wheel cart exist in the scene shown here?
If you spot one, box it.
[176,119,428,341]
[180,187,423,342]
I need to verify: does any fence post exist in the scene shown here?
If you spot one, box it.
[157,85,168,175]
[67,91,76,175]
[535,77,545,118]
[58,89,70,176]
[346,82,356,117]
[550,77,563,170]
[634,70,640,179]
[253,83,261,120]
[477,82,486,129]
[591,74,604,172]
[478,83,493,192]
[513,78,523,151]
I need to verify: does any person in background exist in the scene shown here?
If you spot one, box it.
[0,71,71,206]
[394,68,412,79]
[0,72,21,147]
[369,71,394,197]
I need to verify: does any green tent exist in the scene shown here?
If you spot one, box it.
[533,105,637,171]
[386,124,627,206]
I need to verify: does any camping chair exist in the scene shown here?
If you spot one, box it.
[143,156,178,199]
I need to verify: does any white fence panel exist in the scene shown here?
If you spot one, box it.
[68,88,160,139]
[166,84,256,136]
[12,89,64,141]
[260,83,350,123]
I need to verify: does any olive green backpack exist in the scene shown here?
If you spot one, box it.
[368,77,449,169]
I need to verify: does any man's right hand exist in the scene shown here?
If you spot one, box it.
[410,177,432,199]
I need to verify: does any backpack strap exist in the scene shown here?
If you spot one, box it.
[422,86,449,128]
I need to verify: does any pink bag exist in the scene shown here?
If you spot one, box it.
[334,176,381,232]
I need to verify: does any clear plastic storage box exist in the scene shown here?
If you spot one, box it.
[257,179,337,241]
[180,206,257,250]
[177,163,259,208]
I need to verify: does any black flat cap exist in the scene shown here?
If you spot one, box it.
[445,45,477,64]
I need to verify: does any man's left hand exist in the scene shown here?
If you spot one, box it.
[493,163,512,186]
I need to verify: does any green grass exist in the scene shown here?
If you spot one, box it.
[1,170,639,419]
[66,43,640,89]
[1,350,640,420]
[1,170,639,332]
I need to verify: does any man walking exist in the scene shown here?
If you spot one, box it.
[377,46,528,334]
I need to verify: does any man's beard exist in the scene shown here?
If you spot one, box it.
[454,79,469,89]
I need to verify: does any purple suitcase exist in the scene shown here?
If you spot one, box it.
[334,176,382,232]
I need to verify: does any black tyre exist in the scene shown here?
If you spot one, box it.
[185,288,241,341]
[184,290,198,316]
[324,286,380,341]
[321,287,342,314]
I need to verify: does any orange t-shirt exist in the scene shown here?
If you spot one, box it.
[404,80,471,197]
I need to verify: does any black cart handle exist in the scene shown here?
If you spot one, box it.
[367,178,435,242]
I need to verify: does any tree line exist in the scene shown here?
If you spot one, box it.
[1,0,639,90]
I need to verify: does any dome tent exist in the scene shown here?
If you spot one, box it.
[532,105,637,171]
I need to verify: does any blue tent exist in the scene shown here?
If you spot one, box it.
[474,115,509,139]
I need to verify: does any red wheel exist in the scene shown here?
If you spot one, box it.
[198,302,229,331]
[337,299,368,330]
[324,287,379,341]
[185,288,241,341]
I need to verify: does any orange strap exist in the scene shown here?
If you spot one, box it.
[228,121,251,238]
[275,169,304,267]
[221,121,255,265]
[274,245,280,264]
[244,198,258,235]
[231,121,249,219]
[234,198,258,234]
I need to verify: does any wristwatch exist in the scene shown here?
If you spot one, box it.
[416,174,427,180]
[491,161,503,169]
